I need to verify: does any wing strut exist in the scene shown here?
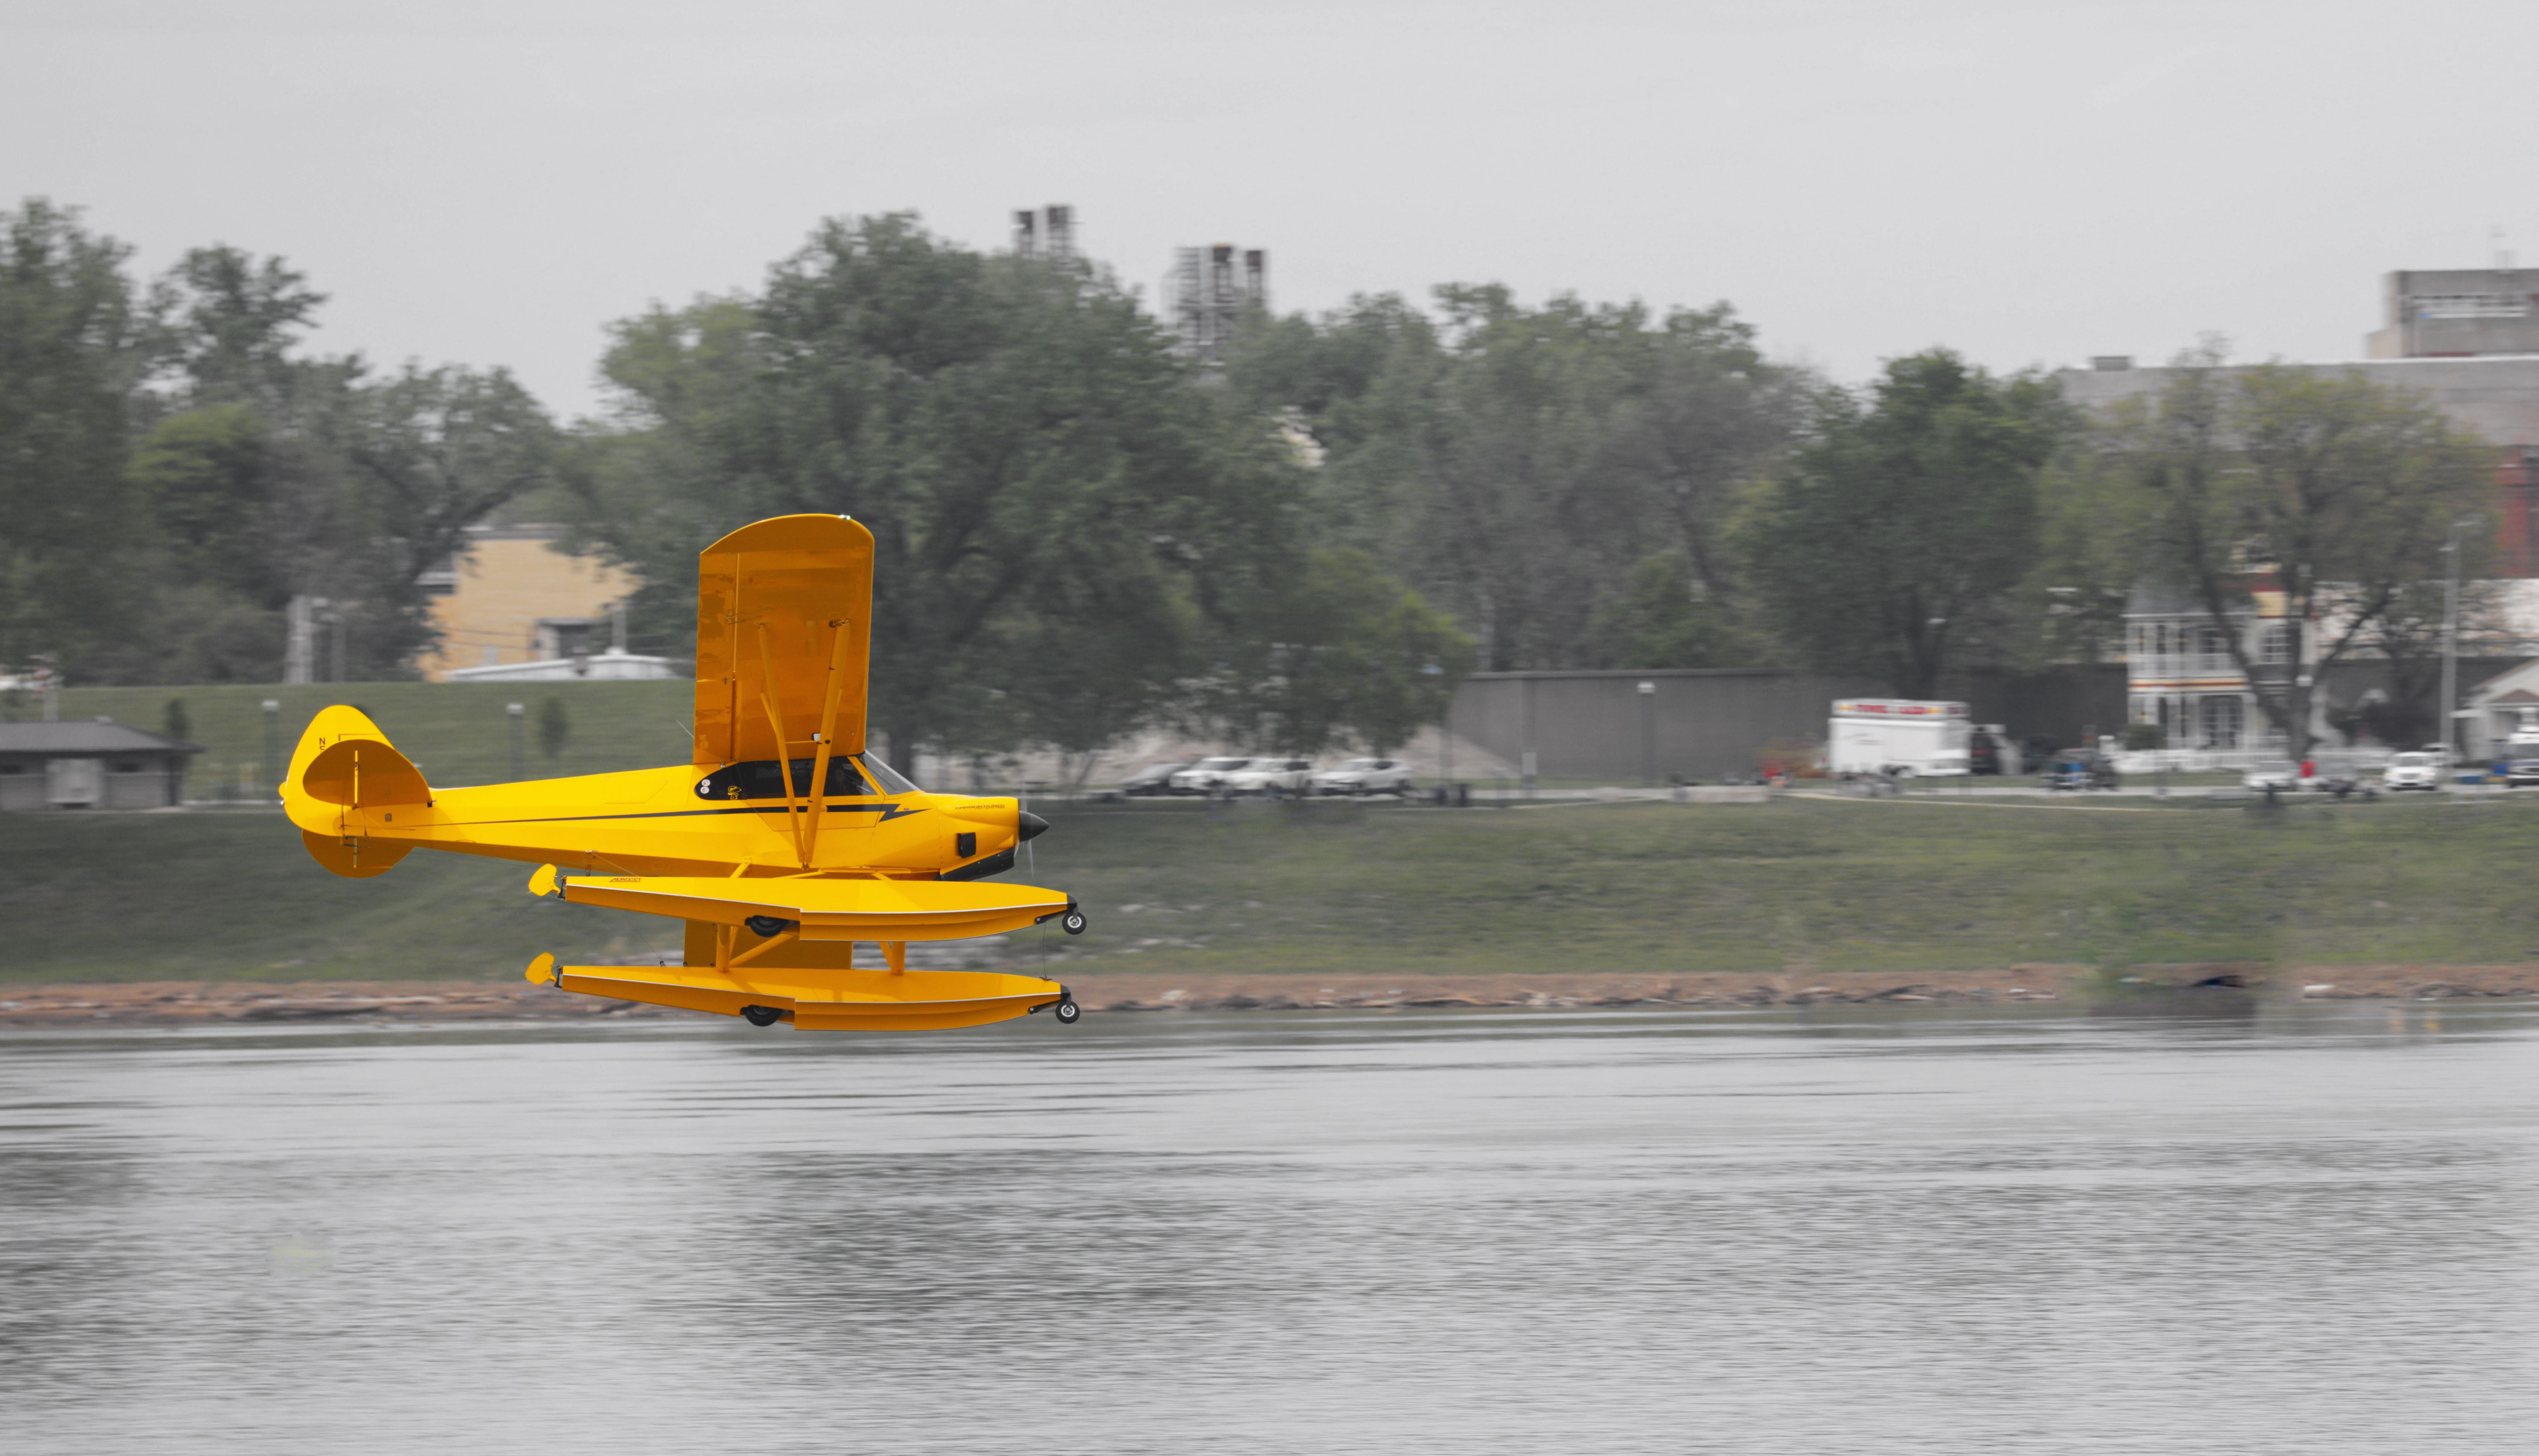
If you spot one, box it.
[804,618,854,866]
[755,622,808,865]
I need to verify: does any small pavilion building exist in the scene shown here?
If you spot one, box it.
[0,720,202,811]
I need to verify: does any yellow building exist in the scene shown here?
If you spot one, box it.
[417,526,643,682]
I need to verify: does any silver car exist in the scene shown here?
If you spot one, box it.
[1222,757,1315,796]
[1167,756,1254,795]
[1312,757,1413,795]
[2242,759,2300,792]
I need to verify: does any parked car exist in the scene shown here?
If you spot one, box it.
[2043,751,2119,792]
[2242,759,2301,792]
[1313,757,1414,796]
[1167,756,1256,795]
[1222,757,1316,796]
[2505,758,2539,788]
[2381,751,2442,792]
[1117,761,1191,797]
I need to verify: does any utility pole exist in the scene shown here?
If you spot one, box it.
[2441,518,2463,762]
[1638,680,1658,787]
[261,698,281,801]
[508,701,526,780]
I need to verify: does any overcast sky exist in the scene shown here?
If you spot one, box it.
[6,0,2534,418]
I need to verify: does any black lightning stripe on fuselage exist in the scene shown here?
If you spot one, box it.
[458,800,930,829]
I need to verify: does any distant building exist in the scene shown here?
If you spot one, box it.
[2465,659,2539,762]
[1165,243,1267,367]
[2365,268,2539,359]
[2121,582,2298,749]
[0,719,200,811]
[416,525,668,682]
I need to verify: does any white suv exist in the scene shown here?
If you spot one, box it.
[1222,757,1315,796]
[1167,756,1255,795]
[1313,757,1414,796]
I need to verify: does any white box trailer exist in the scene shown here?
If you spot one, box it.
[1828,699,1971,777]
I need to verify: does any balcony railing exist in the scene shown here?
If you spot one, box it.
[2125,653,2246,680]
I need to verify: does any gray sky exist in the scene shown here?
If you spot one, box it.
[6,0,2534,418]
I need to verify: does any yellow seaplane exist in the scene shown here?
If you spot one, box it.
[280,514,1086,1030]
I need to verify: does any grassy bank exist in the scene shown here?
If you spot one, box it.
[6,793,2539,984]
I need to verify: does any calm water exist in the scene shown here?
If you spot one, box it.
[3,1002,2536,1455]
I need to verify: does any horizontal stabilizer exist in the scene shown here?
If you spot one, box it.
[535,869,1071,942]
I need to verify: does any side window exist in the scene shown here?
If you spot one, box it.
[693,758,875,800]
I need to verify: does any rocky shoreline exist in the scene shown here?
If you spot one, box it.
[4,964,2537,1028]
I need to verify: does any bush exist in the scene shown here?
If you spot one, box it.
[2121,723,2164,751]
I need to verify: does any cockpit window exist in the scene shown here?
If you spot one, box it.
[694,758,876,801]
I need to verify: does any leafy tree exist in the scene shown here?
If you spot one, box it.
[564,213,1304,766]
[0,200,151,677]
[2100,352,2495,758]
[1737,351,2068,695]
[1203,550,1472,756]
[1,205,558,686]
[1230,287,1798,670]
[146,245,325,415]
[1582,550,1746,668]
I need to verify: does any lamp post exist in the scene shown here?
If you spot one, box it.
[1637,680,1657,788]
[261,698,281,802]
[2440,517,2470,765]
[508,702,526,780]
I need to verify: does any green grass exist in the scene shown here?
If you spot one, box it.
[31,680,696,797]
[8,793,2539,984]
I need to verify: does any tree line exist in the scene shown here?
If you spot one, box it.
[1,200,555,688]
[2,198,2500,765]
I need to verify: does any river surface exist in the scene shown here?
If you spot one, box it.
[4,1001,2536,1454]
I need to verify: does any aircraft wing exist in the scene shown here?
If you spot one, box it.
[531,866,1072,942]
[693,514,875,767]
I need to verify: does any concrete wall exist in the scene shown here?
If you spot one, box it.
[1446,666,2129,782]
[1446,657,2512,782]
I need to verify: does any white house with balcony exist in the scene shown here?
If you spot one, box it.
[2122,582,2333,752]
[2127,584,2276,750]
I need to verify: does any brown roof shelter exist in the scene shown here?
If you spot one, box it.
[0,719,202,811]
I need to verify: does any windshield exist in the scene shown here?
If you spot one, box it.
[2253,761,2295,774]
[857,753,920,795]
[1194,757,1247,771]
[2392,753,2431,767]
[1334,758,1380,771]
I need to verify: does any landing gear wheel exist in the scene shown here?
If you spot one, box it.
[740,1005,783,1027]
[1060,909,1088,935]
[744,915,794,938]
[1053,997,1081,1024]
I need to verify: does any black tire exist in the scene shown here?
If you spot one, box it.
[1061,909,1088,936]
[740,1005,783,1027]
[1053,998,1081,1024]
[744,915,794,938]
